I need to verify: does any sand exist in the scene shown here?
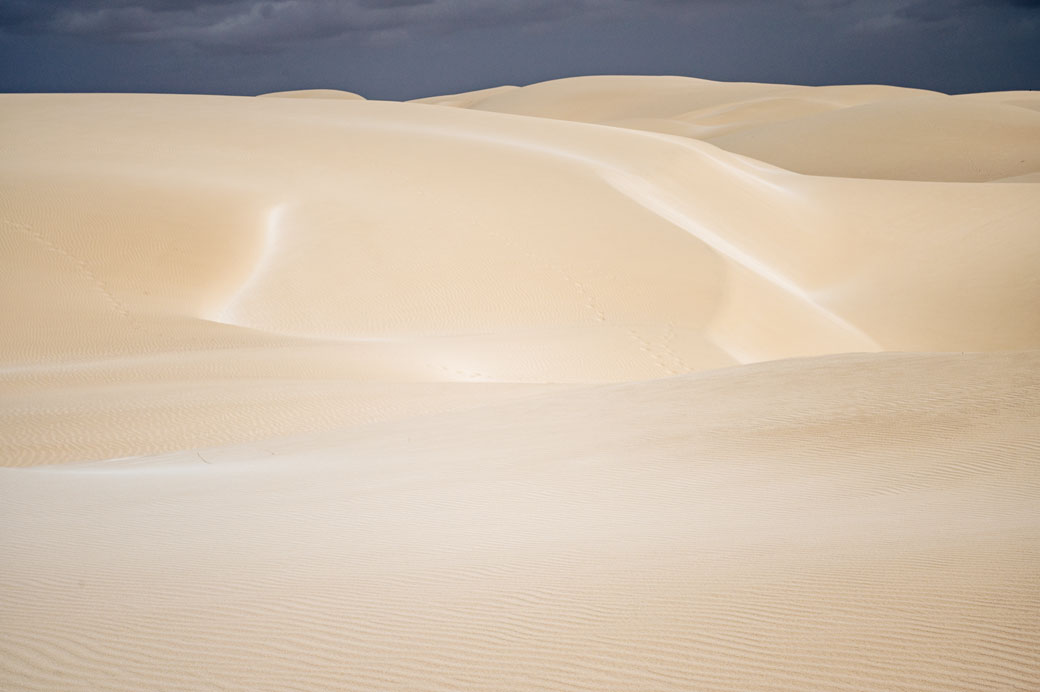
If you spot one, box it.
[428,75,1040,182]
[1,76,1038,690]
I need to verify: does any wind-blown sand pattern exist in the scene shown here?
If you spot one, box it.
[1,76,1038,690]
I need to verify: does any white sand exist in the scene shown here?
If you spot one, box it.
[1,76,1038,690]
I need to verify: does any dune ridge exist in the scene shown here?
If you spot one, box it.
[1,76,1038,690]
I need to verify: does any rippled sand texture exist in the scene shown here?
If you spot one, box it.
[2,76,1039,690]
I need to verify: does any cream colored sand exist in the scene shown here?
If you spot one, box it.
[431,75,1040,182]
[1,77,1039,690]
[259,89,366,100]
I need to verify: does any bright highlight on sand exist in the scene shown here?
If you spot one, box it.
[1,76,1039,691]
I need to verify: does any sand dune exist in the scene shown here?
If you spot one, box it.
[3,352,1038,691]
[259,89,366,100]
[4,90,1039,463]
[1,76,1038,690]
[705,96,1040,182]
[434,75,1040,182]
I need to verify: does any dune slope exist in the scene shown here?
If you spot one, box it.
[2,351,1039,691]
[1,76,1038,691]
[3,89,1039,466]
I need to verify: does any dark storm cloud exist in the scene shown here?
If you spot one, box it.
[0,0,596,48]
[2,0,1035,50]
[0,0,803,48]
[893,0,1039,22]
[0,0,1037,97]
[3,0,1035,49]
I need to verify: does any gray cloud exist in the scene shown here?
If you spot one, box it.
[0,0,601,48]
[894,0,1040,22]
[1,0,1036,99]
[0,0,838,49]
[4,0,1034,50]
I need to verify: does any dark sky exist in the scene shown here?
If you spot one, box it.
[0,0,1037,99]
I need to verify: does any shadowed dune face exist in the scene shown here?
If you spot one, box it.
[706,96,1040,182]
[1,77,1039,691]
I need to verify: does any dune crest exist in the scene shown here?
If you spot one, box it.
[1,76,1038,691]
[258,88,366,100]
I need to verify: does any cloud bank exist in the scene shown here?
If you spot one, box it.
[3,0,1032,51]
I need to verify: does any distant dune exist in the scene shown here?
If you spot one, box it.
[423,75,1040,182]
[259,88,366,100]
[1,76,1038,691]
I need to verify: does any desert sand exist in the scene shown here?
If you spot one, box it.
[1,76,1038,690]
